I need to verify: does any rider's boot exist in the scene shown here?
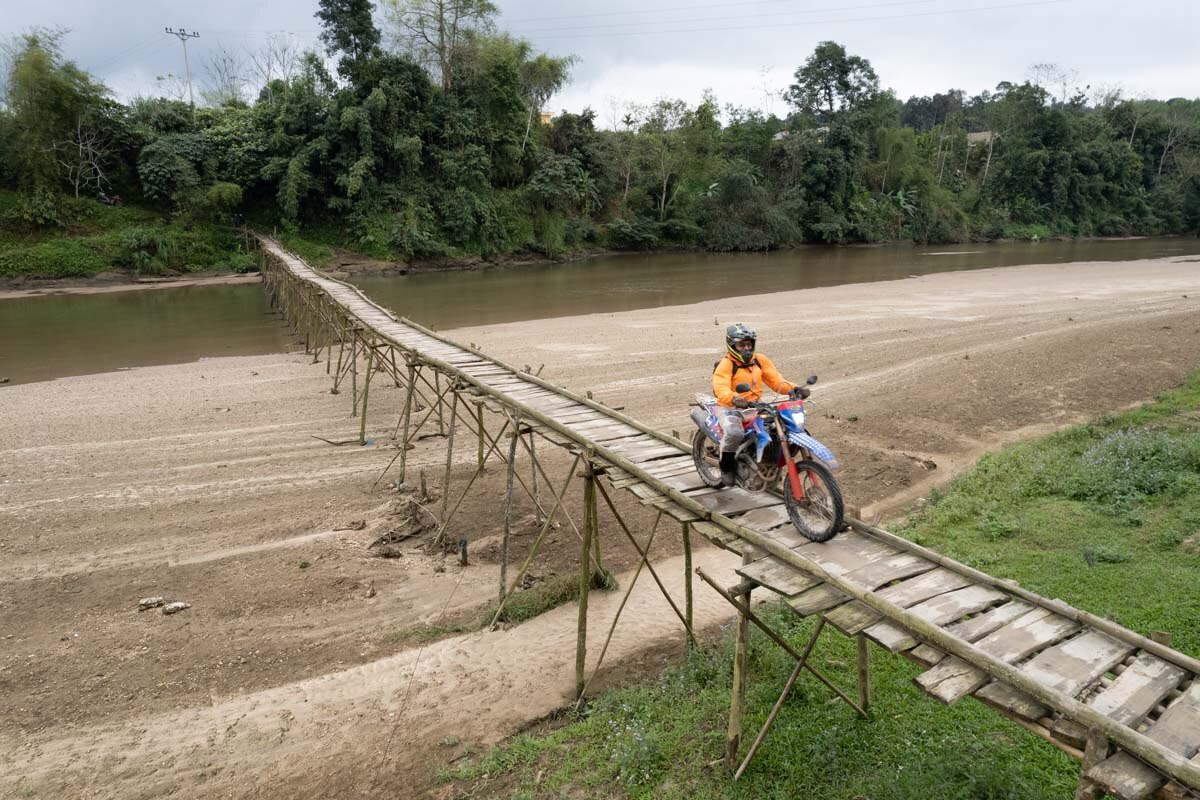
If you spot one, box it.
[719,452,737,488]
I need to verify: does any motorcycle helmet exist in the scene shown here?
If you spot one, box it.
[725,323,756,366]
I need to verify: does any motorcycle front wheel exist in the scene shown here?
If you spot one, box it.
[691,429,725,488]
[783,459,844,542]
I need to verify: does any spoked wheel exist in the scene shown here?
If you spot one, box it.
[783,459,844,542]
[692,429,724,488]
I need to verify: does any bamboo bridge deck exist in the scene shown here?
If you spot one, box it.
[257,236,1200,799]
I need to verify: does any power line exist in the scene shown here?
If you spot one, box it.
[503,0,934,25]
[512,0,940,35]
[512,0,1067,40]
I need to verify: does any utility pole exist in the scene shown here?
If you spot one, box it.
[164,27,200,109]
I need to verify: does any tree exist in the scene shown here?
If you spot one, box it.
[785,41,879,122]
[315,0,382,73]
[519,51,575,151]
[639,99,688,222]
[248,34,300,105]
[4,28,109,194]
[53,117,111,197]
[384,0,496,91]
[201,45,247,108]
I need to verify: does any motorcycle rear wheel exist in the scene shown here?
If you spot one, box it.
[691,429,724,488]
[783,459,844,542]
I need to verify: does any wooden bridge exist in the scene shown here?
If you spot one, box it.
[257,236,1200,800]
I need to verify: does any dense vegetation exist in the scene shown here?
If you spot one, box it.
[1,0,1198,278]
[444,372,1200,799]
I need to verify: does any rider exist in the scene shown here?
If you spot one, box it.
[711,323,808,487]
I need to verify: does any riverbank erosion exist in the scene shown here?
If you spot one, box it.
[1,255,1198,798]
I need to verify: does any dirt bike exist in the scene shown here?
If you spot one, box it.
[689,376,844,542]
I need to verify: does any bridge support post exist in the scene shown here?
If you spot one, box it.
[476,403,485,470]
[1074,728,1109,800]
[577,461,597,698]
[683,522,694,649]
[500,415,519,607]
[358,346,374,445]
[726,555,752,770]
[436,392,459,542]
[350,335,359,416]
[529,431,541,524]
[398,361,416,484]
[856,634,872,713]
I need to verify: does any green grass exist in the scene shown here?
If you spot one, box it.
[0,189,255,278]
[443,372,1200,799]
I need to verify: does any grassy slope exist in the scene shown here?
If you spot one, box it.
[445,373,1200,800]
[0,190,252,278]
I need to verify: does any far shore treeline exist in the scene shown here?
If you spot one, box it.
[1,0,1198,279]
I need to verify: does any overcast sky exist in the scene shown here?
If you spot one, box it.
[7,0,1198,120]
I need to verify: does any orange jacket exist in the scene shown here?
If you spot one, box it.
[713,353,796,406]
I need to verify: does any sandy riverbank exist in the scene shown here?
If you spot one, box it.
[1,255,1198,798]
[0,272,261,299]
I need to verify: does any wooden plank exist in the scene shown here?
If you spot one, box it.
[1019,631,1136,695]
[865,621,920,653]
[1088,682,1200,800]
[859,583,1010,647]
[945,600,1035,642]
[737,505,791,531]
[834,581,1005,639]
[914,608,1080,704]
[1089,653,1188,726]
[787,537,905,617]
[628,445,693,463]
[843,553,939,593]
[909,645,944,667]
[875,567,976,608]
[787,583,851,616]
[737,558,823,597]
[658,472,709,492]
[973,682,1050,721]
[824,601,884,636]
[691,488,785,516]
[794,530,896,577]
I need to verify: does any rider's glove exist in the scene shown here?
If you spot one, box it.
[789,386,811,400]
[732,396,750,408]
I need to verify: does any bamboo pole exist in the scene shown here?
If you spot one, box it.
[696,567,867,719]
[577,462,596,698]
[683,522,695,649]
[500,418,519,607]
[358,346,374,445]
[489,453,583,629]
[734,619,827,781]
[398,362,416,485]
[435,371,445,435]
[350,335,359,416]
[529,431,541,524]
[576,510,664,704]
[476,403,485,469]
[857,634,872,713]
[726,551,751,770]
[594,480,694,641]
[438,392,459,536]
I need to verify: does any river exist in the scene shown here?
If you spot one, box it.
[2,237,1197,385]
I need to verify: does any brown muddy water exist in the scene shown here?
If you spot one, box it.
[2,237,1197,385]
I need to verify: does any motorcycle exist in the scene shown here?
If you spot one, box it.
[689,376,844,542]
[98,192,122,207]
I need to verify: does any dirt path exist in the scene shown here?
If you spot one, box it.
[2,255,1198,798]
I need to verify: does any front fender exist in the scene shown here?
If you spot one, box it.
[787,430,841,471]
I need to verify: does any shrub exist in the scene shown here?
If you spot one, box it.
[0,236,119,277]
[118,226,174,274]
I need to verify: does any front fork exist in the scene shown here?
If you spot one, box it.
[774,417,805,501]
